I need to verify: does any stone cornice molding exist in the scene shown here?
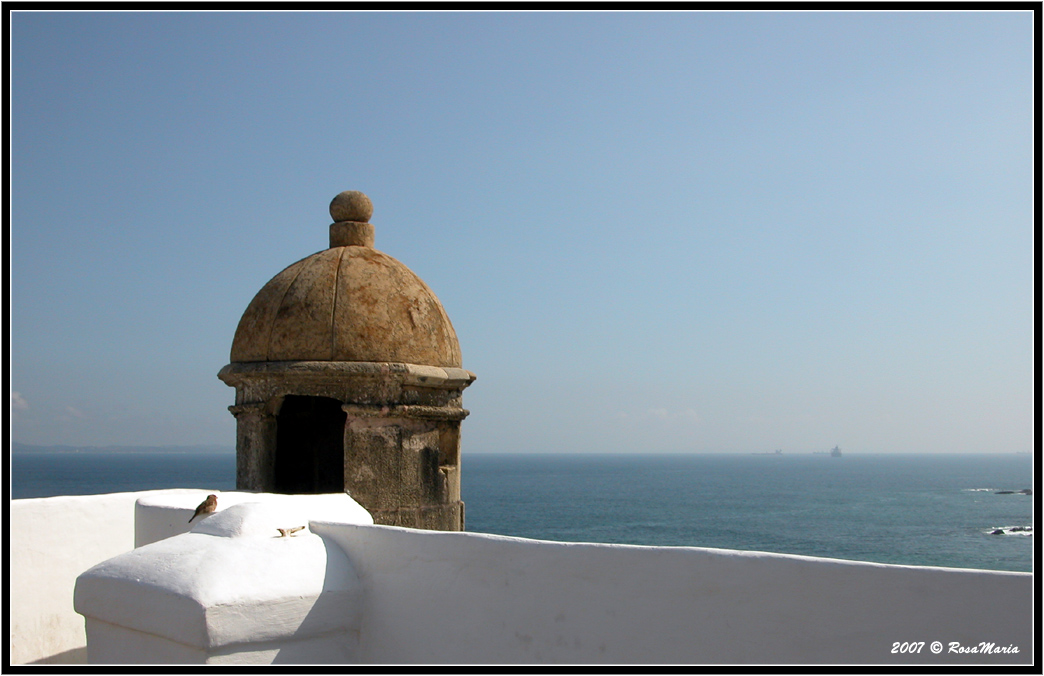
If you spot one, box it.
[218,361,476,390]
[228,402,274,418]
[341,403,470,422]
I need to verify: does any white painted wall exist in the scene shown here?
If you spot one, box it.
[76,501,365,665]
[12,492,1034,666]
[8,489,210,664]
[134,490,373,547]
[312,522,1033,665]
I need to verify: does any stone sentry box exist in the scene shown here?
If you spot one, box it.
[218,191,475,531]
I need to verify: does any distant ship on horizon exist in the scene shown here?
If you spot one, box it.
[830,445,842,457]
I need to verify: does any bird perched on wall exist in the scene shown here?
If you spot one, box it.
[188,494,218,523]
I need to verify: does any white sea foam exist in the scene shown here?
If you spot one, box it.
[984,526,1034,536]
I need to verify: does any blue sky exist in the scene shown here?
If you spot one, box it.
[9,11,1035,453]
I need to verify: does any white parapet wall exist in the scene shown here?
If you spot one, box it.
[311,522,1034,665]
[133,490,374,547]
[8,489,215,665]
[75,498,369,665]
[13,491,1035,666]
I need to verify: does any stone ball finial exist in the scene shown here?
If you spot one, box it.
[329,191,373,223]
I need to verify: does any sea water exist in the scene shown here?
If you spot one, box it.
[11,452,237,500]
[465,453,1033,572]
[10,451,1033,572]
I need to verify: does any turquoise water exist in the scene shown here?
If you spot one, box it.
[10,451,1033,572]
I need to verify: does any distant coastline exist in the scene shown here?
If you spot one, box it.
[11,442,234,455]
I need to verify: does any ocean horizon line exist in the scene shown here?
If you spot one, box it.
[11,442,1030,456]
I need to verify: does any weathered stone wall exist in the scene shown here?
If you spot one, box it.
[218,362,473,529]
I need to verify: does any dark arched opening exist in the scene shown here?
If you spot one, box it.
[274,395,346,494]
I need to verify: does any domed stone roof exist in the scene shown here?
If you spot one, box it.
[229,192,462,368]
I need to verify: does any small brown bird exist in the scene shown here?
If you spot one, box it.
[277,526,306,538]
[188,494,218,523]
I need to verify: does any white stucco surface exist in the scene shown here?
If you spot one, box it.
[80,618,358,665]
[75,501,363,664]
[134,490,373,546]
[17,490,1033,666]
[312,522,1034,665]
[8,489,210,665]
